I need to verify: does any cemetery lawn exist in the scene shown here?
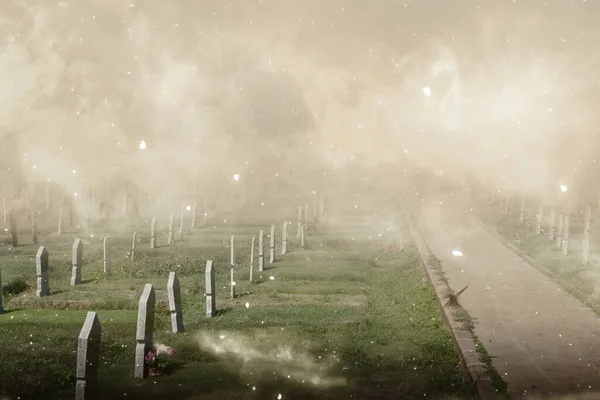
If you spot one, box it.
[0,213,475,399]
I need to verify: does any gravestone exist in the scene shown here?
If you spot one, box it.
[250,236,255,283]
[71,238,83,285]
[0,268,3,314]
[58,206,64,235]
[258,230,264,272]
[168,213,174,244]
[75,312,101,400]
[281,221,288,255]
[297,205,302,237]
[134,284,155,378]
[230,235,236,298]
[562,216,570,256]
[8,209,17,247]
[301,223,305,250]
[167,272,184,333]
[103,237,111,274]
[269,224,275,264]
[131,232,137,260]
[36,246,50,297]
[179,205,184,240]
[191,202,197,228]
[32,212,38,244]
[150,217,157,249]
[205,260,216,317]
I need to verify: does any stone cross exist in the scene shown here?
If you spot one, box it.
[179,205,184,240]
[134,284,155,379]
[297,205,302,237]
[281,221,288,255]
[205,260,216,317]
[58,206,64,235]
[167,272,184,333]
[150,217,157,249]
[8,209,17,247]
[32,212,38,245]
[103,237,111,274]
[36,246,50,297]
[230,235,236,298]
[131,232,137,260]
[0,268,3,314]
[249,236,255,283]
[75,312,101,400]
[191,202,197,229]
[71,238,83,285]
[269,224,275,264]
[301,223,305,250]
[258,230,264,272]
[168,213,174,244]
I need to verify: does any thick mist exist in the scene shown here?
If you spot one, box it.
[1,0,599,201]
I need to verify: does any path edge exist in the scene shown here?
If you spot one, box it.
[400,201,502,400]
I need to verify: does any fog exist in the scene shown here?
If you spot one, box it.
[2,0,599,203]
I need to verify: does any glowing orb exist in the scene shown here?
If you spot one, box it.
[186,205,191,211]
[452,250,463,257]
[560,184,568,192]
[139,140,147,150]
[72,170,77,174]
[423,86,432,97]
[233,174,240,182]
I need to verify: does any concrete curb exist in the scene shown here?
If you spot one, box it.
[400,202,504,400]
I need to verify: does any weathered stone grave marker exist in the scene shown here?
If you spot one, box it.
[230,235,236,298]
[8,209,17,247]
[301,223,305,250]
[150,217,157,249]
[281,221,288,255]
[167,272,184,333]
[36,246,50,297]
[269,224,275,264]
[205,260,216,317]
[71,238,83,285]
[250,236,255,283]
[562,216,570,256]
[258,230,264,272]
[168,213,174,244]
[191,202,197,228]
[131,232,137,260]
[103,237,111,274]
[75,311,101,400]
[134,284,155,379]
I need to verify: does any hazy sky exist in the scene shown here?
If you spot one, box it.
[1,0,599,196]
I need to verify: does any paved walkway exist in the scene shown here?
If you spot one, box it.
[409,195,600,399]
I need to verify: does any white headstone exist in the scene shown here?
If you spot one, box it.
[282,221,288,255]
[103,237,111,274]
[167,272,184,333]
[75,312,101,400]
[150,217,157,249]
[258,230,264,272]
[230,235,236,298]
[71,238,83,285]
[269,224,275,264]
[249,236,255,283]
[134,284,155,378]
[36,246,50,297]
[205,260,216,317]
[168,213,174,244]
[131,232,137,260]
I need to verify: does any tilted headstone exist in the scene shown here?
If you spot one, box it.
[258,230,264,272]
[8,209,17,247]
[36,246,50,297]
[0,268,4,314]
[191,202,197,228]
[297,205,302,237]
[103,237,111,274]
[167,272,184,333]
[75,312,101,400]
[249,236,255,283]
[150,217,157,249]
[230,235,236,298]
[205,260,216,317]
[168,213,174,244]
[58,206,64,235]
[281,221,288,255]
[71,238,83,285]
[31,212,38,244]
[131,232,137,260]
[134,284,155,379]
[269,224,275,264]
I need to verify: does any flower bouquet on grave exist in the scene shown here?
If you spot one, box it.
[145,343,176,376]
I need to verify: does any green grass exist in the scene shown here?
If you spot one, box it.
[0,204,475,400]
